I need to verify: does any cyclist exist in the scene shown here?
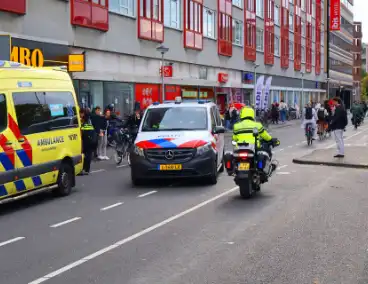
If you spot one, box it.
[301,102,318,140]
[316,103,329,135]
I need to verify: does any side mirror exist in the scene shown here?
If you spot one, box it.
[252,127,259,137]
[213,126,225,134]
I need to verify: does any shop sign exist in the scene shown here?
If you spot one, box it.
[11,46,44,67]
[242,72,253,83]
[9,38,69,68]
[68,54,85,72]
[218,72,228,84]
[329,0,340,31]
[165,85,181,100]
[160,65,173,77]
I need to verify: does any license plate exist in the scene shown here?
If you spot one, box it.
[238,163,250,171]
[158,164,182,171]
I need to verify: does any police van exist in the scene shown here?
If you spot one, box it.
[0,61,83,204]
[130,98,226,185]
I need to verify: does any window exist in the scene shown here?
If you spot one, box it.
[12,92,78,135]
[289,41,293,59]
[275,36,280,56]
[256,28,264,51]
[301,0,305,10]
[289,13,293,31]
[164,0,181,29]
[302,21,305,36]
[109,0,134,16]
[203,7,216,38]
[142,107,208,131]
[0,0,26,14]
[184,0,203,49]
[232,0,242,8]
[71,0,109,31]
[232,19,243,46]
[138,0,164,42]
[218,0,233,56]
[274,5,279,25]
[256,0,263,18]
[301,46,305,62]
[245,0,256,61]
[0,95,6,132]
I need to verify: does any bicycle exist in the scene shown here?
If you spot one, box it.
[114,128,135,165]
[317,121,328,140]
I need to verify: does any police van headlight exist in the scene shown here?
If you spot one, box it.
[196,143,212,156]
[134,145,144,157]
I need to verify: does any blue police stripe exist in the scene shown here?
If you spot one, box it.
[0,152,14,171]
[148,139,177,148]
[14,180,26,192]
[32,176,42,187]
[0,185,7,196]
[16,150,32,167]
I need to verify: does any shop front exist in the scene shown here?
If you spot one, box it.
[73,80,134,116]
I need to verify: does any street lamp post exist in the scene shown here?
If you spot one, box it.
[326,77,330,98]
[253,63,260,106]
[156,44,169,102]
[301,71,304,105]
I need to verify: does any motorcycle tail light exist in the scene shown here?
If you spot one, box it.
[239,152,248,158]
[226,161,231,169]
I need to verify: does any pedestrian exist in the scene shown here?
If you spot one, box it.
[279,100,287,123]
[80,108,97,175]
[329,97,348,158]
[97,108,110,160]
[224,105,231,130]
[90,106,103,159]
[271,103,279,124]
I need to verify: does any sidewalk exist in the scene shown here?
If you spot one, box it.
[293,147,368,169]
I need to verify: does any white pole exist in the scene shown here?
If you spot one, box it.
[301,74,304,105]
[253,68,257,106]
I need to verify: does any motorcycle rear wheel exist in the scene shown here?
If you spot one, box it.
[239,180,255,199]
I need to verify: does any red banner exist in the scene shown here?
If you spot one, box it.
[329,0,340,31]
[135,84,160,110]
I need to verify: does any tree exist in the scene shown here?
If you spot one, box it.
[361,75,368,101]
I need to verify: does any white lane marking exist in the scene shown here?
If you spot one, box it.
[287,145,293,148]
[50,217,81,228]
[277,172,291,175]
[100,202,124,211]
[117,164,129,168]
[138,191,157,198]
[28,186,239,284]
[278,165,288,170]
[0,237,25,248]
[90,169,105,174]
[296,143,300,146]
[279,148,285,151]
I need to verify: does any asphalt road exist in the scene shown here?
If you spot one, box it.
[1,120,368,284]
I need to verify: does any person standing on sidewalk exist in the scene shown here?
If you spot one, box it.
[279,100,287,123]
[329,97,348,158]
[97,109,110,160]
[90,106,103,159]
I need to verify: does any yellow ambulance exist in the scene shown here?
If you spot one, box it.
[0,61,83,204]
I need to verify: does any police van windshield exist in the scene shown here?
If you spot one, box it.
[142,107,208,131]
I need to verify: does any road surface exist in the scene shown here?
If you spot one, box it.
[1,121,368,284]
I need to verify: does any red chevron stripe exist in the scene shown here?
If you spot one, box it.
[0,134,15,167]
[8,114,33,164]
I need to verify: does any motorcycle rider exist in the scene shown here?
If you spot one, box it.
[351,101,364,127]
[232,107,278,176]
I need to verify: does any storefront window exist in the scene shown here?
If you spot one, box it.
[90,81,104,109]
[104,82,133,116]
[272,90,280,103]
[287,91,293,107]
[199,87,215,101]
[230,88,244,104]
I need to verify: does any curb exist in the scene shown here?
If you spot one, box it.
[292,158,368,169]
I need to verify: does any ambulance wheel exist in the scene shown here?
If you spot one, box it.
[55,162,73,196]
